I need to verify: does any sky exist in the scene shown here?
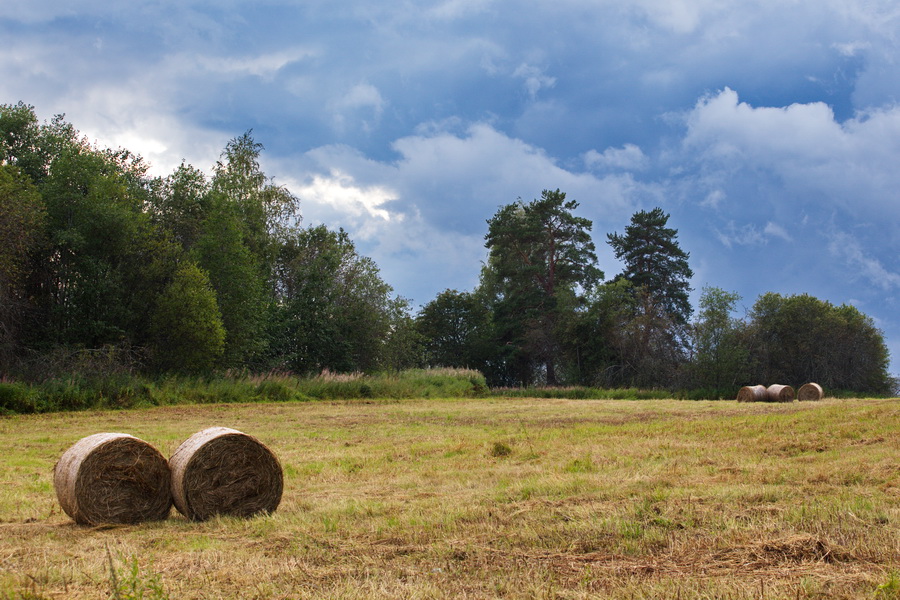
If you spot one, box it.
[3,1,900,375]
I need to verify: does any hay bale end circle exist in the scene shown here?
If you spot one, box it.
[169,427,283,521]
[798,382,824,401]
[766,384,795,403]
[737,385,768,402]
[53,433,172,526]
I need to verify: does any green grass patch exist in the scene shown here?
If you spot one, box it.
[0,368,488,414]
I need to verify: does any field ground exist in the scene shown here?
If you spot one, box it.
[0,397,898,599]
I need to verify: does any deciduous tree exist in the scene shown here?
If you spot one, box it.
[691,287,748,395]
[0,165,45,367]
[150,262,225,374]
[268,225,404,374]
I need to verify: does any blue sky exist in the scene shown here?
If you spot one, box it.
[3,1,900,374]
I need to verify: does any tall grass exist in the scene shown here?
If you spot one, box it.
[0,368,489,415]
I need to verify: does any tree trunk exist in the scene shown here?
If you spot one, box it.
[546,358,558,386]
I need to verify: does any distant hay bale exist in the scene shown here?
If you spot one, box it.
[53,433,171,526]
[737,385,768,402]
[798,382,824,401]
[169,427,283,521]
[766,384,795,403]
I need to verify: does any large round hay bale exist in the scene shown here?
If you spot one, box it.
[798,382,824,401]
[53,433,171,526]
[766,384,795,403]
[169,427,283,521]
[737,385,768,402]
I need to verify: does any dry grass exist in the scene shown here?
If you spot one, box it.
[1,397,898,599]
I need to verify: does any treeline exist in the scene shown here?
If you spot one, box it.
[0,103,893,396]
[0,102,417,378]
[418,192,893,396]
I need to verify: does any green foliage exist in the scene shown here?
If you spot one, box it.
[150,262,225,374]
[148,162,211,250]
[210,130,299,261]
[0,165,45,368]
[380,298,424,372]
[295,368,487,400]
[0,382,35,414]
[0,165,44,288]
[416,289,496,373]
[747,293,891,394]
[875,571,900,599]
[268,225,409,374]
[484,189,602,385]
[562,279,637,387]
[607,207,693,326]
[1,102,892,399]
[0,101,48,183]
[690,287,748,394]
[107,552,169,600]
[0,368,488,414]
[193,205,268,366]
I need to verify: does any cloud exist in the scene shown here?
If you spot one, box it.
[701,189,725,209]
[682,88,900,221]
[763,222,791,242]
[195,48,317,79]
[829,232,900,291]
[294,169,396,225]
[625,0,726,34]
[512,63,556,98]
[584,144,648,171]
[330,83,386,133]
[276,160,488,305]
[426,0,495,21]
[833,41,871,57]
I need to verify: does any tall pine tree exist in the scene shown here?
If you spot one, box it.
[607,207,693,325]
[485,189,602,385]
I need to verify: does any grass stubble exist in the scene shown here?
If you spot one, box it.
[0,397,897,599]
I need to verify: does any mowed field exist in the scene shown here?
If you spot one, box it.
[1,396,898,599]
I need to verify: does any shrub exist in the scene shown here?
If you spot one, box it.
[0,382,35,414]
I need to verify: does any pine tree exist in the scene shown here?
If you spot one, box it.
[485,189,602,385]
[607,207,693,325]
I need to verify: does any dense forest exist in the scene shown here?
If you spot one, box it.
[0,102,893,396]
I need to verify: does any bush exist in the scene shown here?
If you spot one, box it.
[0,382,35,414]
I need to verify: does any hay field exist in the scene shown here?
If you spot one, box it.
[1,397,898,599]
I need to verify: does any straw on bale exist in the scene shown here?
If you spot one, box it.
[53,433,171,526]
[169,427,283,521]
[766,384,795,403]
[798,382,824,401]
[737,385,768,402]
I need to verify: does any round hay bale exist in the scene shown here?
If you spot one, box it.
[798,382,824,401]
[53,433,171,526]
[737,385,768,402]
[766,384,795,403]
[169,427,283,521]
